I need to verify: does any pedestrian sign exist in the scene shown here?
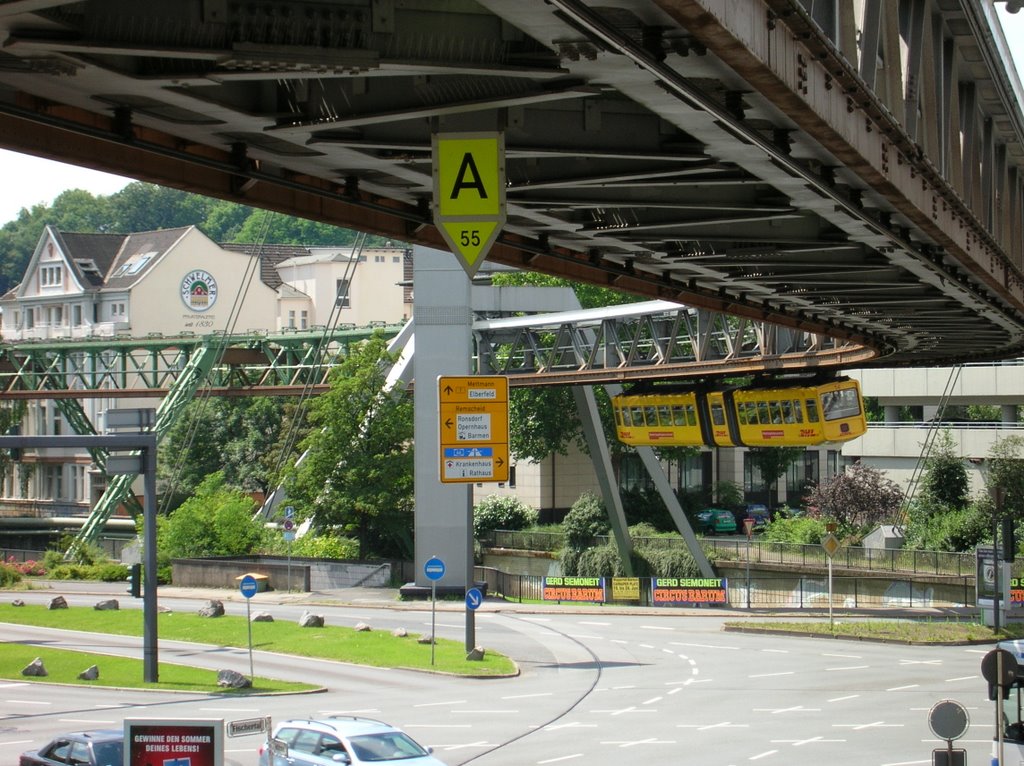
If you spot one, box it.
[432,132,506,277]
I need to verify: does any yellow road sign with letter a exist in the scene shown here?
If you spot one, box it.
[432,132,506,277]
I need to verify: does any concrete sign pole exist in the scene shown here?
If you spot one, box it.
[412,246,474,589]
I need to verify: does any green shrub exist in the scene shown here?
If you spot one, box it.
[761,516,827,545]
[628,522,661,540]
[473,495,538,539]
[0,562,22,587]
[637,546,700,578]
[94,562,130,582]
[562,492,610,549]
[47,564,90,580]
[574,544,627,577]
[291,534,360,559]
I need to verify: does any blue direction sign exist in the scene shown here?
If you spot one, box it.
[239,574,259,599]
[465,587,483,610]
[424,556,446,581]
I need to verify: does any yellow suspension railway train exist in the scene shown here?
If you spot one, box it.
[611,377,867,448]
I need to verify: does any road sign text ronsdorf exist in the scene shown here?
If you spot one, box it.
[438,375,509,484]
[432,132,506,278]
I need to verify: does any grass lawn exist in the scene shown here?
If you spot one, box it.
[0,642,314,693]
[724,617,1024,643]
[0,603,517,684]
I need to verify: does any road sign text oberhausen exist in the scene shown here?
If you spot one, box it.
[438,375,509,483]
[432,132,506,277]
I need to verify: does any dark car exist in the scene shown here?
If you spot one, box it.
[19,729,123,766]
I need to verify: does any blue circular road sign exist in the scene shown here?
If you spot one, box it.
[239,574,259,599]
[465,587,483,610]
[424,556,446,581]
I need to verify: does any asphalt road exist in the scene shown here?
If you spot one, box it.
[0,583,1001,766]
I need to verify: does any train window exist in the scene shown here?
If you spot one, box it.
[756,401,769,424]
[711,403,725,426]
[658,405,672,426]
[781,400,794,423]
[686,405,697,426]
[736,403,749,425]
[822,388,862,420]
[793,400,804,423]
[626,406,641,426]
[769,401,784,424]
[805,399,819,422]
[644,406,657,425]
[614,406,623,426]
[673,406,686,426]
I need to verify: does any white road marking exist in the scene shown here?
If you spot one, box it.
[825,665,870,671]
[414,700,466,707]
[772,736,846,745]
[642,696,662,705]
[639,643,655,649]
[599,737,675,747]
[435,741,492,750]
[640,625,674,631]
[886,684,919,691]
[945,675,977,682]
[6,699,49,705]
[753,706,820,714]
[749,750,779,760]
[501,693,553,700]
[670,642,739,650]
[59,718,117,724]
[833,721,903,730]
[822,653,861,658]
[678,722,750,730]
[591,706,657,716]
[578,621,610,626]
[828,694,859,702]
[538,754,583,763]
[541,722,598,731]
[749,671,794,678]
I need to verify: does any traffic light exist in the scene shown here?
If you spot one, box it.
[126,563,141,598]
[1003,517,1017,563]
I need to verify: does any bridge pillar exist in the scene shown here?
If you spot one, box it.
[410,246,474,592]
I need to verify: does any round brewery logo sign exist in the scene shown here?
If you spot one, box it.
[180,269,218,312]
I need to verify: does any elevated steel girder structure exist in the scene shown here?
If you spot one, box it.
[0,2,1018,365]
[475,300,876,385]
[0,326,404,399]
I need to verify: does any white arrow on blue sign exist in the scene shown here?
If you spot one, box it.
[465,587,483,610]
[424,556,446,581]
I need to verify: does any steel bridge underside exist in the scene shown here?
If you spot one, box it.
[0,2,1019,366]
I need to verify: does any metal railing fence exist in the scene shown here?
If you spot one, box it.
[484,530,973,576]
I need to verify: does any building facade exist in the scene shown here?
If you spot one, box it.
[0,225,412,524]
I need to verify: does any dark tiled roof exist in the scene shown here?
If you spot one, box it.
[221,242,312,290]
[104,227,192,289]
[52,230,126,287]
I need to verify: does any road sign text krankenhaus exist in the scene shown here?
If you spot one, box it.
[438,375,509,484]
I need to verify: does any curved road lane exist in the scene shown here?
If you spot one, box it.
[0,589,995,765]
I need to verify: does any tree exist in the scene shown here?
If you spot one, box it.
[284,334,414,558]
[745,447,804,509]
[158,396,285,510]
[985,435,1024,522]
[805,462,903,531]
[509,386,583,462]
[919,429,969,511]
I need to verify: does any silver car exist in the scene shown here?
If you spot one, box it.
[258,716,448,766]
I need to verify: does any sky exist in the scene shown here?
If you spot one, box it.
[0,9,1019,225]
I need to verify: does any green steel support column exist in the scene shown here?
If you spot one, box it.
[71,343,222,549]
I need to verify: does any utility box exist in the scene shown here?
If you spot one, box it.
[235,572,269,592]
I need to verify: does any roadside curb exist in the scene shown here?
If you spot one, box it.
[723,624,999,646]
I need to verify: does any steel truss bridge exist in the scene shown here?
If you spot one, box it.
[0,1,1018,366]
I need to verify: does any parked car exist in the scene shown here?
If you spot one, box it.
[258,716,448,766]
[745,504,770,530]
[696,508,738,535]
[19,729,122,766]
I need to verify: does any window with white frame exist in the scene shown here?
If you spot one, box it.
[40,265,62,287]
[73,305,82,326]
[288,310,296,329]
[71,465,87,502]
[336,279,351,308]
[300,310,308,329]
[40,465,63,500]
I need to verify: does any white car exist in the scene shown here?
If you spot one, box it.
[258,716,448,766]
